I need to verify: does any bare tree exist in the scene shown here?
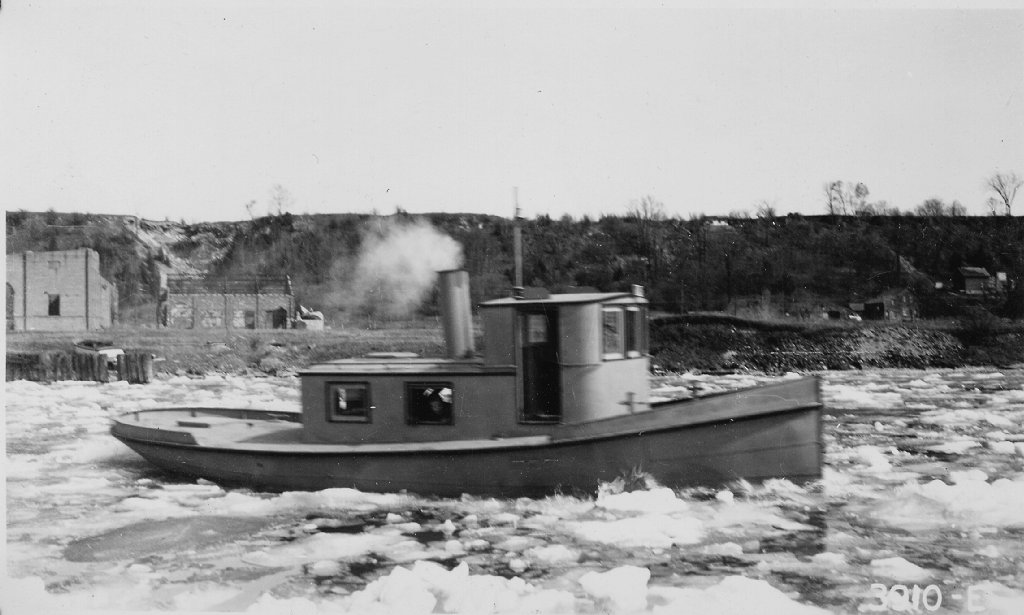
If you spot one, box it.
[914,198,948,217]
[852,182,871,214]
[986,172,1022,216]
[268,184,294,216]
[824,181,846,215]
[755,200,777,219]
[627,195,666,222]
[824,180,893,216]
[627,195,668,281]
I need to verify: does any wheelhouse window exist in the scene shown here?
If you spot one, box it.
[326,382,371,423]
[407,383,454,425]
[602,307,624,359]
[47,293,61,316]
[525,313,548,344]
[624,306,648,356]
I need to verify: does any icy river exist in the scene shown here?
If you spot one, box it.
[5,368,1024,614]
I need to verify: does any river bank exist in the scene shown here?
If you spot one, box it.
[650,315,1024,373]
[6,316,1024,379]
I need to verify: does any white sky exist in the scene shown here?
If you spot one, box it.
[2,1,1023,222]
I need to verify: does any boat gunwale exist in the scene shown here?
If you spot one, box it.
[111,400,822,455]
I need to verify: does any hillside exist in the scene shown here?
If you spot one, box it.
[6,210,1024,323]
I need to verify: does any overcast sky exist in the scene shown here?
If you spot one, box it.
[3,1,1022,222]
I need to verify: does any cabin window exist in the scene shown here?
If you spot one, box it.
[602,307,624,359]
[640,306,649,353]
[48,293,61,316]
[624,306,648,356]
[525,314,548,343]
[326,382,371,423]
[407,383,454,425]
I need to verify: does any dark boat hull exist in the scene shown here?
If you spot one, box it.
[117,408,820,497]
[111,377,823,497]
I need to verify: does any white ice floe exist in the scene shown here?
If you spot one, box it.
[852,445,893,472]
[925,439,981,454]
[647,576,829,615]
[3,574,159,613]
[308,560,345,577]
[972,372,1006,380]
[963,581,1024,615]
[331,560,576,615]
[810,552,849,570]
[825,384,904,409]
[242,532,405,567]
[870,557,931,582]
[874,473,1024,529]
[524,544,580,565]
[977,545,1002,558]
[702,542,744,557]
[579,565,651,612]
[194,487,415,517]
[573,513,703,548]
[596,487,690,513]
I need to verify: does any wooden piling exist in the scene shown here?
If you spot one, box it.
[72,351,108,382]
[6,352,41,381]
[116,353,128,382]
[8,349,148,384]
[118,351,153,384]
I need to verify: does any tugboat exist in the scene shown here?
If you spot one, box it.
[111,269,823,497]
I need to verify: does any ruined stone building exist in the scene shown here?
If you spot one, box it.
[161,276,294,329]
[6,248,119,331]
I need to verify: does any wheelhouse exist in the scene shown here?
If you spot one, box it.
[298,272,650,445]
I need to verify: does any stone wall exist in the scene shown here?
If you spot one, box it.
[166,292,294,329]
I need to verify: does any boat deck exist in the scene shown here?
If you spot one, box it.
[113,408,554,453]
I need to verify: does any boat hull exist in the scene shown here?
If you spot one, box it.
[118,411,820,497]
[112,381,822,497]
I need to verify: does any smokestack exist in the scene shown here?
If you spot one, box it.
[438,269,475,359]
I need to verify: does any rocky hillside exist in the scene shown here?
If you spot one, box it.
[7,210,1024,323]
[651,315,1024,373]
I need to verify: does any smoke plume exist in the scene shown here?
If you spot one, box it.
[347,218,464,319]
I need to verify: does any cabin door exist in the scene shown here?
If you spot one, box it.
[6,283,14,331]
[520,308,561,422]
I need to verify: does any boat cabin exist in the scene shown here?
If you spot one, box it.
[299,271,650,444]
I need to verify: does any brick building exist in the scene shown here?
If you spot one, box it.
[6,248,118,331]
[161,276,294,329]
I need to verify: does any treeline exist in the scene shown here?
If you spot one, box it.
[7,209,1024,319]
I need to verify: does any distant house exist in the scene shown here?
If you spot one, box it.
[161,275,294,329]
[6,248,118,331]
[955,267,992,295]
[857,288,919,321]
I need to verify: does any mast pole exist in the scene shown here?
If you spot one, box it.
[513,187,524,299]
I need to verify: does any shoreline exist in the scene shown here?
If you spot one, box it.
[6,318,1024,380]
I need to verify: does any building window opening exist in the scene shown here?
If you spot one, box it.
[602,307,624,359]
[327,383,371,422]
[407,383,454,425]
[48,293,61,316]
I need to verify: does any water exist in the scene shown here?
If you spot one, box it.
[5,369,1024,614]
